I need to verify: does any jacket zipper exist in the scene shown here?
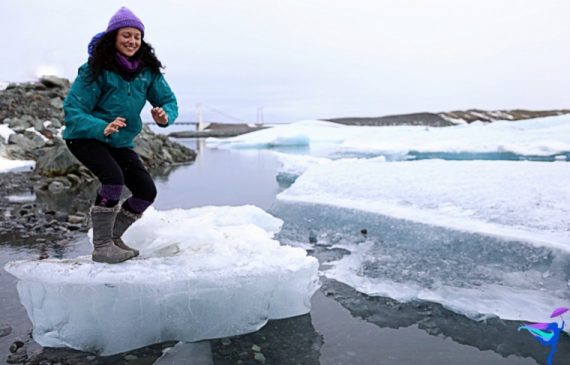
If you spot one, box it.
[127,83,131,96]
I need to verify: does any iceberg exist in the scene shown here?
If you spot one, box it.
[4,206,319,356]
[207,116,570,159]
[207,120,355,150]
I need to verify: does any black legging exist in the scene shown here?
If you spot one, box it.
[66,139,156,212]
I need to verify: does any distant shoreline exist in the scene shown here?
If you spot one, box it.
[163,108,570,138]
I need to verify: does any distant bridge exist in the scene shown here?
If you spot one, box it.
[143,103,264,131]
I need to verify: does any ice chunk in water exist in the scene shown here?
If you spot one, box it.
[4,206,319,355]
[278,159,570,250]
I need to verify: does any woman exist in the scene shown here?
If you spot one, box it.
[63,7,178,264]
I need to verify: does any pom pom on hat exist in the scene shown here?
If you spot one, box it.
[87,31,106,56]
[106,7,145,34]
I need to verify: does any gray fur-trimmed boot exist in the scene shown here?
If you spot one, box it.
[112,208,141,257]
[91,205,136,264]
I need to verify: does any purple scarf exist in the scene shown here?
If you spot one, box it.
[115,52,141,73]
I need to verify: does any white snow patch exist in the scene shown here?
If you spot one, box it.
[0,156,35,173]
[0,124,14,143]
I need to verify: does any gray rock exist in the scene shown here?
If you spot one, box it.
[67,214,85,224]
[40,75,70,89]
[9,340,24,353]
[8,116,34,130]
[35,144,82,177]
[48,180,65,193]
[66,173,82,185]
[0,324,12,337]
[48,119,62,128]
[6,352,27,364]
[254,352,266,363]
[23,129,45,144]
[66,223,82,231]
[153,342,213,365]
[49,97,64,109]
[33,119,45,132]
[8,132,44,154]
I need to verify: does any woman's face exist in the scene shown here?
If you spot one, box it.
[115,27,142,57]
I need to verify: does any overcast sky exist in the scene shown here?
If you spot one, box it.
[1,0,569,123]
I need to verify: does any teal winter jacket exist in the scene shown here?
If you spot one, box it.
[63,63,178,148]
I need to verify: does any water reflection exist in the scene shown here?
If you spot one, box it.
[35,181,98,214]
[321,279,569,365]
[329,151,570,162]
[271,201,570,364]
[211,314,322,365]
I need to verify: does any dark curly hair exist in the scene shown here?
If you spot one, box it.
[88,30,163,81]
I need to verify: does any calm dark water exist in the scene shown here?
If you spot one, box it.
[1,138,568,364]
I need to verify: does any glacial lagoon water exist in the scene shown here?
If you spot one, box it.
[1,138,569,364]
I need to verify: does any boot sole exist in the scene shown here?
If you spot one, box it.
[92,253,136,264]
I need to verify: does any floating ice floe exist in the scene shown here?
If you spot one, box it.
[272,202,570,330]
[278,159,570,251]
[207,120,353,149]
[272,151,333,184]
[4,206,320,355]
[208,116,570,158]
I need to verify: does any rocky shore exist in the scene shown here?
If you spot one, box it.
[326,108,570,126]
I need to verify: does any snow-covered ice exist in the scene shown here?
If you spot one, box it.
[5,206,319,355]
[207,120,354,150]
[208,116,570,158]
[272,152,332,184]
[278,159,570,251]
[251,115,570,327]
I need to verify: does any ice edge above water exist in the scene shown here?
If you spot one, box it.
[277,159,570,253]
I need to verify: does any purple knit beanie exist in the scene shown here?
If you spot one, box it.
[106,7,145,35]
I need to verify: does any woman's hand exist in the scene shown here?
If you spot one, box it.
[104,117,126,136]
[151,107,169,125]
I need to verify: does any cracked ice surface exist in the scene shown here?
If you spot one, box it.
[4,206,319,355]
[271,202,570,327]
